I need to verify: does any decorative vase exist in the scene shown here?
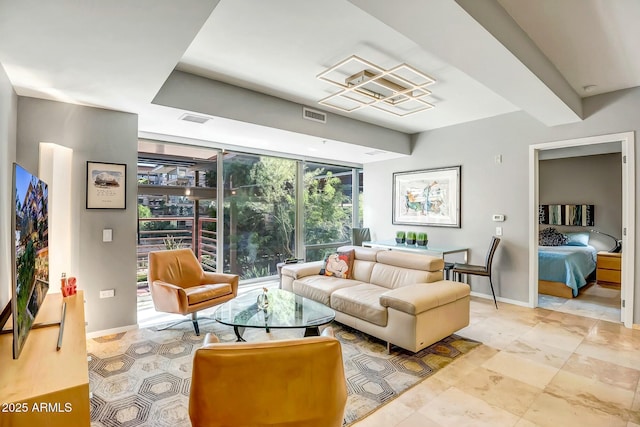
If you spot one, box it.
[256,287,269,310]
[395,237,405,244]
[406,238,416,245]
[417,240,428,247]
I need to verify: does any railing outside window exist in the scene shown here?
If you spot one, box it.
[136,216,217,287]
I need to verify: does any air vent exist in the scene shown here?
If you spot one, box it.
[179,113,211,124]
[302,107,327,124]
[365,150,387,156]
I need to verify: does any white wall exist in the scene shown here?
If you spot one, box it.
[0,64,17,309]
[540,153,622,252]
[365,87,640,322]
[16,97,138,332]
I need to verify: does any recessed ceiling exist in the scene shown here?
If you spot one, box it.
[1,0,639,164]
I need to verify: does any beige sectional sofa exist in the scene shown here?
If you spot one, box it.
[280,245,471,353]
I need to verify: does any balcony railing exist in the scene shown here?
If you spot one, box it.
[136,216,217,287]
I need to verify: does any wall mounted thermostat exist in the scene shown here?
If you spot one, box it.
[492,214,505,222]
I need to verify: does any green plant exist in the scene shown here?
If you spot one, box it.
[396,231,406,238]
[407,231,416,239]
[163,235,184,250]
[417,232,428,241]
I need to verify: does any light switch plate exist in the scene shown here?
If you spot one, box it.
[496,226,503,236]
[103,229,113,242]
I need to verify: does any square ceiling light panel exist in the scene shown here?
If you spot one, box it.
[317,56,436,117]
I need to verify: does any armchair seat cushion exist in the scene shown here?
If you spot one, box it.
[330,284,388,327]
[185,283,233,305]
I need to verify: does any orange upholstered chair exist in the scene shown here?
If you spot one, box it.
[189,330,347,427]
[148,248,239,335]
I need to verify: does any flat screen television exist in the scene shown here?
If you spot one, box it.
[11,162,49,359]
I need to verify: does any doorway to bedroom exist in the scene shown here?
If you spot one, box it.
[529,132,635,328]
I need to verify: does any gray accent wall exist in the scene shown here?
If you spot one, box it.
[365,87,640,322]
[0,64,17,308]
[540,153,622,252]
[153,70,410,154]
[16,97,138,332]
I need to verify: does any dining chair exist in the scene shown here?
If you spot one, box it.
[452,236,501,308]
[352,227,371,246]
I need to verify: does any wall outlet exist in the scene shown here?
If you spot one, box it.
[496,226,503,236]
[99,289,115,299]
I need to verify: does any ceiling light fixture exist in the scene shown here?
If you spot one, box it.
[317,55,436,117]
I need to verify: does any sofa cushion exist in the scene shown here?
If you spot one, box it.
[379,281,470,315]
[330,284,389,327]
[369,263,432,290]
[351,259,377,283]
[293,276,363,306]
[319,250,355,279]
[337,245,380,262]
[376,250,444,271]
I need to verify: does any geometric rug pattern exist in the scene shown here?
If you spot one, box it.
[88,321,480,426]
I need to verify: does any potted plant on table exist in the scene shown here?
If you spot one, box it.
[406,231,416,245]
[395,231,406,244]
[416,232,428,247]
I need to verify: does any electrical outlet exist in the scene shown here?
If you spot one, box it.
[99,289,115,299]
[496,226,503,236]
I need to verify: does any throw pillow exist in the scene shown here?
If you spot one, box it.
[565,232,590,246]
[319,250,355,279]
[539,227,568,246]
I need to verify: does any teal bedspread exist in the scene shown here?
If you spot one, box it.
[538,245,597,297]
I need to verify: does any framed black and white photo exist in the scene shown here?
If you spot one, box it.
[86,161,126,209]
[392,166,461,227]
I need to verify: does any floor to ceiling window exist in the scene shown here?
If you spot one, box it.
[222,153,297,280]
[303,162,354,261]
[137,140,362,284]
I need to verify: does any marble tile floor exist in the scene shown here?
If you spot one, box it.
[136,284,639,427]
[353,297,640,427]
[538,282,622,323]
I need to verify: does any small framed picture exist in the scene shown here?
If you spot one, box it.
[86,161,127,209]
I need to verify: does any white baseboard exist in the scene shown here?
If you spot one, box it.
[86,323,138,339]
[470,291,530,308]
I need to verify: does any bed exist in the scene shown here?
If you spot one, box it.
[538,230,597,298]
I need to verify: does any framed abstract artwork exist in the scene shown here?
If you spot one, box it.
[392,166,461,227]
[86,161,127,209]
[539,204,594,226]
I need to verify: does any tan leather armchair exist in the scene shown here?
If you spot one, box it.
[148,248,239,335]
[189,330,347,427]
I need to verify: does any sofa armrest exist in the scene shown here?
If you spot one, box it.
[280,261,324,280]
[379,281,470,315]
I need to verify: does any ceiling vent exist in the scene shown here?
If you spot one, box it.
[365,150,387,156]
[302,107,327,124]
[179,113,211,124]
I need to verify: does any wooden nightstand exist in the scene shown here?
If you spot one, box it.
[596,251,622,288]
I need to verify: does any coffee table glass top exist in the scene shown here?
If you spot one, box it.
[213,288,335,331]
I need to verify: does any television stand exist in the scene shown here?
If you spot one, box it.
[0,292,89,426]
[0,300,67,353]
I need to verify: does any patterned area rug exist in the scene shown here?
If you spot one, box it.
[88,321,480,426]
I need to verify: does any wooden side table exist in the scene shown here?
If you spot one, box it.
[596,251,622,288]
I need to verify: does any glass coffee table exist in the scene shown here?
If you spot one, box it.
[213,288,336,341]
